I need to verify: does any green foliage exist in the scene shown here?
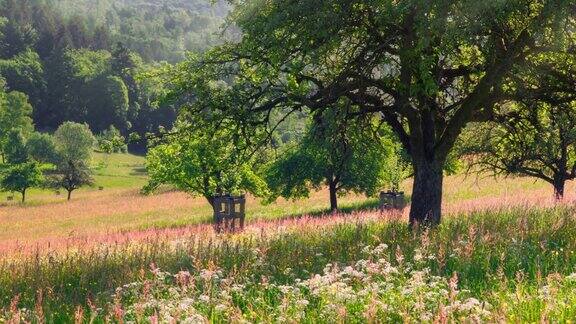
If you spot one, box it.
[0,49,45,111]
[266,106,398,209]
[66,48,111,80]
[26,132,58,164]
[0,161,43,202]
[53,122,95,163]
[144,124,268,204]
[128,132,141,144]
[0,0,220,138]
[87,75,130,132]
[3,129,28,164]
[458,49,576,198]
[97,126,127,154]
[0,86,33,160]
[47,160,94,200]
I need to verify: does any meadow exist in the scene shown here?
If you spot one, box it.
[1,153,576,322]
[0,152,567,251]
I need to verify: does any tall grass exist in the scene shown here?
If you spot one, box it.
[1,205,576,321]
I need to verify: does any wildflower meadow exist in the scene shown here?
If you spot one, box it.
[2,203,576,322]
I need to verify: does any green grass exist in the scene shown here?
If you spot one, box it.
[91,152,148,189]
[0,152,147,204]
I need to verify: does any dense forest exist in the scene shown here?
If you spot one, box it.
[0,0,228,148]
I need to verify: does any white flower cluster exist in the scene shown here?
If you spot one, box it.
[7,243,576,322]
[103,244,494,323]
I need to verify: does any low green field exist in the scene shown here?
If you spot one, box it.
[0,152,148,204]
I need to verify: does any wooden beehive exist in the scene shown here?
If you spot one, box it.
[213,194,246,233]
[379,191,406,212]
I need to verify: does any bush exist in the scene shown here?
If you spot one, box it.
[97,126,127,154]
[26,132,58,164]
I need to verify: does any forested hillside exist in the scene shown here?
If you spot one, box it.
[45,0,229,62]
[0,0,228,146]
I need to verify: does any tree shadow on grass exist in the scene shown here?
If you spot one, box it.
[129,167,147,176]
[266,195,411,222]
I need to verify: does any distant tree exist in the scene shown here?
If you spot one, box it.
[48,48,111,126]
[111,42,140,124]
[144,124,268,214]
[128,132,141,144]
[0,49,46,115]
[0,87,34,160]
[0,20,37,58]
[0,161,43,203]
[266,105,396,211]
[87,75,130,132]
[111,42,137,73]
[51,122,96,201]
[48,160,94,200]
[97,125,127,154]
[31,4,60,58]
[91,25,111,50]
[26,132,58,164]
[4,129,28,164]
[67,15,90,48]
[53,122,95,162]
[4,91,34,134]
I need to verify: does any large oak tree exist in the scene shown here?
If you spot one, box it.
[168,0,573,226]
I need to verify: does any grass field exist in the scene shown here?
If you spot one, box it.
[1,152,575,321]
[0,152,572,250]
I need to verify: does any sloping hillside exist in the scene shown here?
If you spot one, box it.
[43,0,229,61]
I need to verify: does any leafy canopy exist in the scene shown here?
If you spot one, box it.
[0,161,43,202]
[0,82,33,160]
[144,123,268,204]
[459,47,576,198]
[266,103,398,205]
[53,122,95,163]
[47,160,94,200]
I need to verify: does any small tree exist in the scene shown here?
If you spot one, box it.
[97,125,127,154]
[48,160,94,200]
[0,162,43,203]
[143,125,268,214]
[4,129,28,164]
[266,105,396,211]
[0,86,34,162]
[53,122,95,162]
[50,122,96,200]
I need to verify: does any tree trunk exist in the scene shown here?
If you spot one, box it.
[328,180,338,212]
[409,160,443,228]
[67,189,72,201]
[207,196,222,232]
[21,189,26,203]
[553,176,565,201]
